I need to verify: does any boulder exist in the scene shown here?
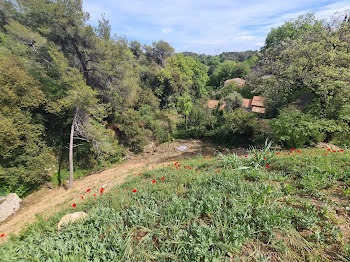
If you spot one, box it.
[57,211,88,231]
[0,193,22,223]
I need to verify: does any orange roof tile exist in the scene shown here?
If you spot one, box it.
[252,106,266,114]
[242,99,252,109]
[251,96,268,107]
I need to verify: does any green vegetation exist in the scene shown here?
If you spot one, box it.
[1,147,349,261]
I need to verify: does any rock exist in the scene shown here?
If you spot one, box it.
[0,193,22,223]
[57,211,88,231]
[176,145,188,152]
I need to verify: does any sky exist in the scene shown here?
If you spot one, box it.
[82,0,350,55]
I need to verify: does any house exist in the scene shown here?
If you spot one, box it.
[242,96,268,114]
[205,96,268,114]
[224,78,246,87]
[206,100,226,110]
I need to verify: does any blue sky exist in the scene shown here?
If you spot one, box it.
[83,0,350,55]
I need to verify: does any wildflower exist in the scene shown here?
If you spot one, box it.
[0,234,4,238]
[291,148,295,151]
[72,203,76,208]
[93,194,96,197]
[324,153,327,155]
[100,188,104,194]
[333,150,336,152]
[245,155,247,158]
[204,157,206,159]
[297,150,301,153]
[266,165,269,168]
[327,148,331,151]
[152,179,156,183]
[263,157,266,160]
[341,149,344,152]
[161,177,165,180]
[133,189,137,192]
[87,188,91,192]
[81,196,84,199]
[217,170,220,173]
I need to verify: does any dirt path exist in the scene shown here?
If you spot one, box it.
[0,139,217,244]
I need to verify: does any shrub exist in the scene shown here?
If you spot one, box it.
[117,109,149,153]
[272,109,326,148]
[222,91,243,113]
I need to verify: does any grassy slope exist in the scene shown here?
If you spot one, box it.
[0,148,349,261]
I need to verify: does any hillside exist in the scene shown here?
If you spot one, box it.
[1,145,349,261]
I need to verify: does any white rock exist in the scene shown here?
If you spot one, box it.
[0,193,22,223]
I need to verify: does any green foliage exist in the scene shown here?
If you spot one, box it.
[0,56,53,196]
[251,13,350,120]
[222,92,243,113]
[209,109,257,145]
[271,108,345,148]
[209,60,250,87]
[117,109,149,153]
[155,54,209,107]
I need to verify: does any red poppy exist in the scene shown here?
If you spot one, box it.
[245,155,247,158]
[327,148,331,151]
[239,155,241,157]
[217,170,220,173]
[87,188,91,192]
[204,157,206,159]
[152,179,156,183]
[263,157,266,160]
[297,150,301,153]
[100,188,104,194]
[161,177,165,180]
[333,150,336,152]
[72,203,76,208]
[81,196,84,199]
[266,165,269,168]
[341,149,344,152]
[0,234,4,238]
[189,167,191,169]
[93,194,96,197]
[324,153,327,155]
[291,148,295,151]
[133,189,137,192]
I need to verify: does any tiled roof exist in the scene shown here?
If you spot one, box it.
[251,96,268,107]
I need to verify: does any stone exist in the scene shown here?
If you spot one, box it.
[0,193,22,223]
[57,211,89,231]
[176,145,188,152]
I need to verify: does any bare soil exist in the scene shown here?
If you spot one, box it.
[0,139,218,244]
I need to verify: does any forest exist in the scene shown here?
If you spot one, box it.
[0,0,349,198]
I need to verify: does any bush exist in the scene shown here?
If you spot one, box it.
[209,109,257,145]
[222,91,243,113]
[272,109,327,148]
[117,109,149,153]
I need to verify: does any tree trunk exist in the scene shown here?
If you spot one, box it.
[68,111,77,188]
[185,115,188,131]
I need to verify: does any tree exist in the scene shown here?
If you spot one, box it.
[177,93,193,130]
[48,46,118,188]
[249,13,350,120]
[155,54,208,107]
[144,40,174,67]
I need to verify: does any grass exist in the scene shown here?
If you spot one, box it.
[0,147,349,261]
